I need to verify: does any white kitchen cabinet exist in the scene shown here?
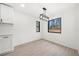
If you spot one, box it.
[0,35,13,54]
[0,4,14,24]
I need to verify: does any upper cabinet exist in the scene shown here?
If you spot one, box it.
[0,4,14,25]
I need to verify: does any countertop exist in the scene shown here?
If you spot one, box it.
[0,34,13,36]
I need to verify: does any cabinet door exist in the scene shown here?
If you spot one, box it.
[1,4,13,23]
[7,7,14,23]
[1,4,9,23]
[0,5,1,22]
[0,37,12,54]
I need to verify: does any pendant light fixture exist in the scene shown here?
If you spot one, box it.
[39,7,49,21]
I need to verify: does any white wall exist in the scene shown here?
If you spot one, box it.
[13,10,41,46]
[43,7,78,50]
[76,5,79,53]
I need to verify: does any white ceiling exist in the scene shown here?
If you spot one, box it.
[6,3,78,18]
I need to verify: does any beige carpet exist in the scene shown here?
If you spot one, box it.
[4,39,78,56]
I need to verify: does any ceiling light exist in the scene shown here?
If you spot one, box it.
[20,4,25,7]
[39,7,49,21]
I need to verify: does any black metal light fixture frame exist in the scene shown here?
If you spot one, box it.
[39,7,49,21]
